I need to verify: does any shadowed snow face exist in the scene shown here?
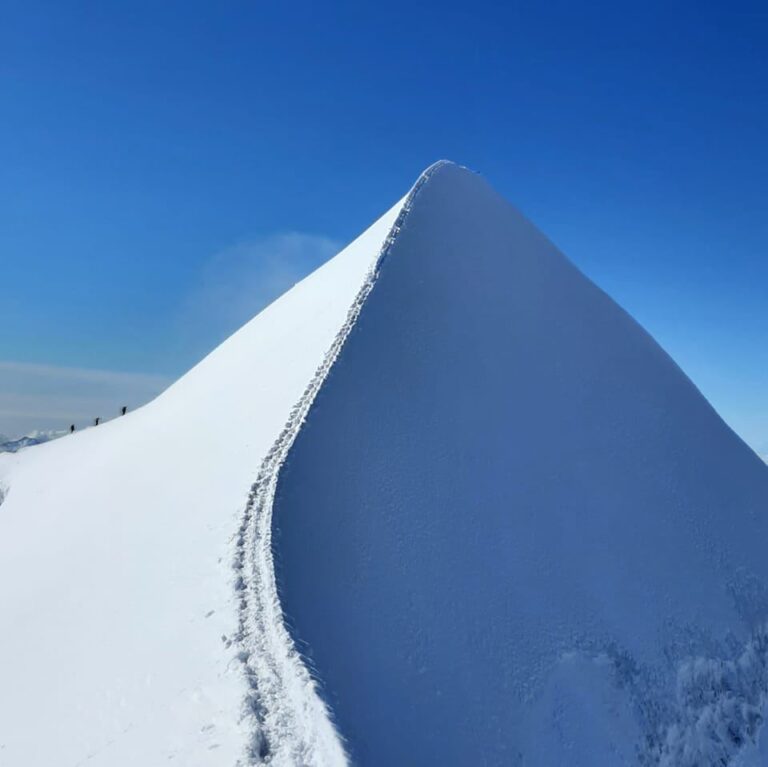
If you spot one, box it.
[271,163,768,765]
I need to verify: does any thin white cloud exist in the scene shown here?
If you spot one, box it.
[178,232,341,356]
[1,233,341,438]
[0,361,171,438]
[1,233,340,438]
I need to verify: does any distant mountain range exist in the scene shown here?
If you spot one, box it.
[0,430,65,453]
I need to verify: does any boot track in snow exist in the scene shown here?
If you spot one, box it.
[231,161,454,766]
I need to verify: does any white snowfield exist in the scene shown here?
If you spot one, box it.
[0,178,411,765]
[1,161,768,767]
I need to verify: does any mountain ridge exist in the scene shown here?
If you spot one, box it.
[272,162,768,766]
[0,162,765,766]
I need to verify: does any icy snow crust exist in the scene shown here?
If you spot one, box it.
[273,164,768,765]
[0,185,408,764]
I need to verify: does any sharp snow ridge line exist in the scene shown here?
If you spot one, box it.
[232,160,454,766]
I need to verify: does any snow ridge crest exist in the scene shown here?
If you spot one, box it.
[231,160,453,765]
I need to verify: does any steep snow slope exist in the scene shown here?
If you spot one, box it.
[0,187,409,765]
[273,163,768,765]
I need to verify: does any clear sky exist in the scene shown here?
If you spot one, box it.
[1,0,766,453]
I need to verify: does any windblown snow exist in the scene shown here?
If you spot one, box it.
[0,161,767,767]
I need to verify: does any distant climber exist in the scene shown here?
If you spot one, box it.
[70,424,75,434]
[121,406,127,416]
[94,417,100,426]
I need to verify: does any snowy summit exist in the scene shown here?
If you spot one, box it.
[1,161,767,766]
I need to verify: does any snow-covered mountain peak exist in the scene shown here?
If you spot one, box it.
[272,161,768,765]
[1,163,766,766]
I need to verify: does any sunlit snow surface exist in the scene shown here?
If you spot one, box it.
[0,193,405,765]
[272,163,768,765]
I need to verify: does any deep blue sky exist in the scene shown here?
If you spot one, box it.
[1,0,766,451]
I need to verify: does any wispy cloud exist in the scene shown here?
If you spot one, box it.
[1,233,341,438]
[177,232,341,357]
[0,361,171,438]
